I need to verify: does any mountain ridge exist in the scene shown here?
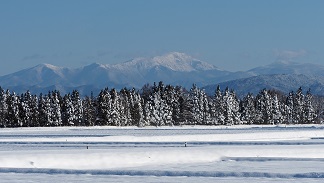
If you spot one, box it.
[0,52,324,96]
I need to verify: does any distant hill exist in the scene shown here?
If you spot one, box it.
[203,74,324,98]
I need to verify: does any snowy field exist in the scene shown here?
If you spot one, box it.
[1,125,324,182]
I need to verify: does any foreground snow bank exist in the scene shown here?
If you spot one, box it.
[0,148,223,169]
[1,127,324,142]
[1,145,324,170]
[1,168,324,179]
[1,126,324,171]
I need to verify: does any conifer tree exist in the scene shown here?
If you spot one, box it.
[51,91,62,126]
[241,93,255,124]
[7,92,20,127]
[285,92,294,124]
[303,89,317,123]
[293,87,304,124]
[62,94,74,126]
[211,85,225,125]
[271,95,282,124]
[96,88,111,125]
[83,93,96,126]
[0,88,8,127]
[30,94,39,127]
[71,90,83,126]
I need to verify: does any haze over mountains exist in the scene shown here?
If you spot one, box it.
[1,52,324,96]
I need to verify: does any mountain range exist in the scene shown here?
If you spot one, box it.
[1,52,324,97]
[203,61,324,97]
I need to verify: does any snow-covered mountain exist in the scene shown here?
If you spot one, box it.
[208,61,324,97]
[1,53,323,96]
[203,74,324,97]
[0,52,252,95]
[248,61,324,79]
[0,63,74,87]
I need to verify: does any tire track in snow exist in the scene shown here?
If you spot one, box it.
[0,168,323,179]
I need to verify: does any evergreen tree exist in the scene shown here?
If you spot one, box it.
[212,85,225,125]
[285,91,294,124]
[83,93,96,126]
[170,86,183,125]
[51,91,62,126]
[71,90,83,126]
[19,91,33,127]
[7,92,20,127]
[0,88,8,127]
[29,94,39,127]
[241,93,255,124]
[303,89,317,123]
[189,84,210,125]
[230,90,241,125]
[96,88,111,125]
[38,93,47,126]
[255,89,272,124]
[119,88,132,126]
[293,87,304,124]
[271,95,282,124]
[223,88,233,125]
[62,94,75,126]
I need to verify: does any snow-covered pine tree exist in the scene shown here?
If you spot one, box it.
[132,96,145,127]
[96,88,111,126]
[223,87,234,125]
[0,88,8,127]
[6,92,21,127]
[71,90,83,126]
[38,93,47,126]
[162,85,182,126]
[29,94,39,127]
[189,84,210,125]
[293,87,304,124]
[211,85,225,125]
[224,88,241,125]
[82,93,96,126]
[143,83,170,126]
[149,89,163,126]
[271,94,282,125]
[170,86,182,125]
[109,88,121,126]
[230,90,241,125]
[284,91,294,124]
[159,83,173,126]
[61,93,75,126]
[119,88,132,126]
[255,89,272,124]
[303,89,317,123]
[240,93,255,124]
[51,91,62,126]
[143,99,153,126]
[19,91,33,127]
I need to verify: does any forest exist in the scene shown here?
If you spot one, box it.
[0,82,323,128]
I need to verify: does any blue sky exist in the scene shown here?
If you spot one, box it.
[1,0,324,76]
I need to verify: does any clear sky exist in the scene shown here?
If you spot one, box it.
[1,0,324,76]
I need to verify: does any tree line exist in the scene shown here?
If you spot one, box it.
[0,82,322,128]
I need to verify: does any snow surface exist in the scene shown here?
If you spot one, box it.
[1,125,324,182]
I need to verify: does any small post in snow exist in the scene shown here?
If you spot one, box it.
[184,142,187,147]
[86,146,88,149]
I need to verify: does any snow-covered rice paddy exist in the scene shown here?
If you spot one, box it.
[1,125,324,182]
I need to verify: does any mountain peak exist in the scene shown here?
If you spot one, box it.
[33,63,63,72]
[154,52,193,61]
[120,52,218,72]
